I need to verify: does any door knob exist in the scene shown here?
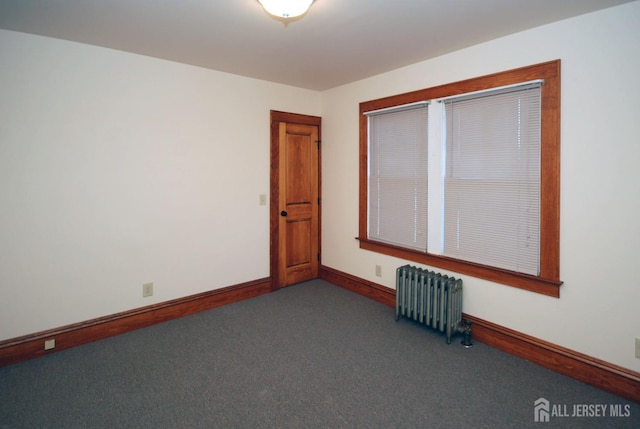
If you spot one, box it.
[281,210,288,217]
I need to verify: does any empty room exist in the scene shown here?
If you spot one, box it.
[1,1,639,427]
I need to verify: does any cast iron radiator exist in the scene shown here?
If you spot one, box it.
[395,264,466,344]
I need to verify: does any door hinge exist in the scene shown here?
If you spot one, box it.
[318,198,321,205]
[317,253,321,261]
[316,140,321,149]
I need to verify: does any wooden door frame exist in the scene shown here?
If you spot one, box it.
[270,110,322,290]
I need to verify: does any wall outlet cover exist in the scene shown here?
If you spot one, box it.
[143,282,154,297]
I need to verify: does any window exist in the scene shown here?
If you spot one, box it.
[358,61,561,297]
[368,103,429,251]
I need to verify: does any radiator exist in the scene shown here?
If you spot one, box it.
[395,264,465,344]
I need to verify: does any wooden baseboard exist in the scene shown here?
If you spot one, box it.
[0,277,272,367]
[464,314,640,403]
[320,266,395,307]
[320,265,640,403]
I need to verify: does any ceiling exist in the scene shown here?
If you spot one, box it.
[0,0,634,90]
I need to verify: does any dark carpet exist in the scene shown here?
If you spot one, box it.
[1,279,638,428]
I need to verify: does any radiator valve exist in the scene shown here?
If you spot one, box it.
[461,320,473,348]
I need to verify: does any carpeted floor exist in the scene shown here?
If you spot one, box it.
[1,279,638,428]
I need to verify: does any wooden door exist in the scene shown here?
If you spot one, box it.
[271,112,321,288]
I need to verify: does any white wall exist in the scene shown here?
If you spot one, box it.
[321,1,640,372]
[0,29,321,340]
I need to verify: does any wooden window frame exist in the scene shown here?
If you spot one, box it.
[358,60,562,297]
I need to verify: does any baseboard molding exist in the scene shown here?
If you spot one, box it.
[320,265,640,403]
[463,314,640,403]
[0,277,272,367]
[320,266,395,307]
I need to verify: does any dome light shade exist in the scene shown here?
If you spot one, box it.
[258,0,315,19]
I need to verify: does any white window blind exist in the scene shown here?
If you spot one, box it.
[367,104,428,250]
[443,83,541,275]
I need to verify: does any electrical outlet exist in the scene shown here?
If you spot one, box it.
[636,338,640,359]
[143,282,154,297]
[44,339,55,350]
[375,265,382,277]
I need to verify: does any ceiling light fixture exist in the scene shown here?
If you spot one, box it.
[258,0,315,20]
